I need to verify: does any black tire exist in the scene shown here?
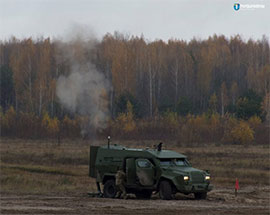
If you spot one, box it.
[194,192,207,200]
[159,180,173,200]
[135,190,152,199]
[103,179,117,198]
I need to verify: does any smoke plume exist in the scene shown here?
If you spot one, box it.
[56,29,110,137]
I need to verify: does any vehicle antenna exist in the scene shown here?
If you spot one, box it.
[107,136,111,149]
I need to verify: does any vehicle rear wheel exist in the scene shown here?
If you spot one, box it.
[135,190,152,199]
[194,192,207,200]
[159,180,173,200]
[103,179,117,198]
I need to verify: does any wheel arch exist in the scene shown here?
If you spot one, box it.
[102,175,115,185]
[157,176,177,192]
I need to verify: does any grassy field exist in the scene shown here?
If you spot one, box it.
[0,138,269,195]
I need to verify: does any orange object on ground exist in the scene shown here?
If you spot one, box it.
[235,178,239,190]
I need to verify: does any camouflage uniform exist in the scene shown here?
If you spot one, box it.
[115,170,127,199]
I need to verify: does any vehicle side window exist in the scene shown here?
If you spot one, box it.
[137,159,151,168]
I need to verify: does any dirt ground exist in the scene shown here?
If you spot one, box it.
[1,186,269,215]
[1,139,269,214]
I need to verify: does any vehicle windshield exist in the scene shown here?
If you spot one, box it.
[159,158,190,167]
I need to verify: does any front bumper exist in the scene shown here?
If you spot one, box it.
[177,183,213,193]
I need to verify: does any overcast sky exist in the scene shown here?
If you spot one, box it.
[0,0,269,42]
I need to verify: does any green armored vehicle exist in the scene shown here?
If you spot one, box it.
[89,138,213,200]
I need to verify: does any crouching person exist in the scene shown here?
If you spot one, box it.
[115,167,127,199]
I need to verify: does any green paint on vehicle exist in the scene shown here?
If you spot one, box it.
[89,143,213,200]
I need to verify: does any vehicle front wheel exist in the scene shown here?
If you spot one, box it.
[103,179,117,198]
[159,180,173,200]
[194,192,207,200]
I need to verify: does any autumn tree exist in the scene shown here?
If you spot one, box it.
[10,38,37,113]
[114,101,136,135]
[262,93,270,122]
[236,90,263,120]
[34,38,52,116]
[231,121,254,144]
[0,65,14,110]
[209,93,218,114]
[176,97,192,116]
[220,82,228,116]
[1,34,269,142]
[230,81,239,106]
[115,91,141,118]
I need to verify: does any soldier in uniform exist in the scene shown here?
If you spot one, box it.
[115,167,127,199]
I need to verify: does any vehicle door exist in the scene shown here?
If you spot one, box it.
[135,158,155,186]
[126,158,136,185]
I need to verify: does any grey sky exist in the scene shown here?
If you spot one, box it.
[0,0,269,41]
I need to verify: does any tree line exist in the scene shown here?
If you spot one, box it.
[0,33,269,143]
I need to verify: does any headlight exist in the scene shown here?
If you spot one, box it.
[184,176,189,181]
[205,176,210,180]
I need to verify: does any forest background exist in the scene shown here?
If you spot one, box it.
[0,33,269,145]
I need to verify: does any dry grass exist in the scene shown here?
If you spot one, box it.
[176,145,270,185]
[0,138,269,195]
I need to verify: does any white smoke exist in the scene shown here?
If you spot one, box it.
[56,29,110,137]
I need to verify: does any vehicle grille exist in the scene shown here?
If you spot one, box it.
[191,171,204,183]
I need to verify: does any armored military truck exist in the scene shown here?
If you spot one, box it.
[89,138,213,200]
